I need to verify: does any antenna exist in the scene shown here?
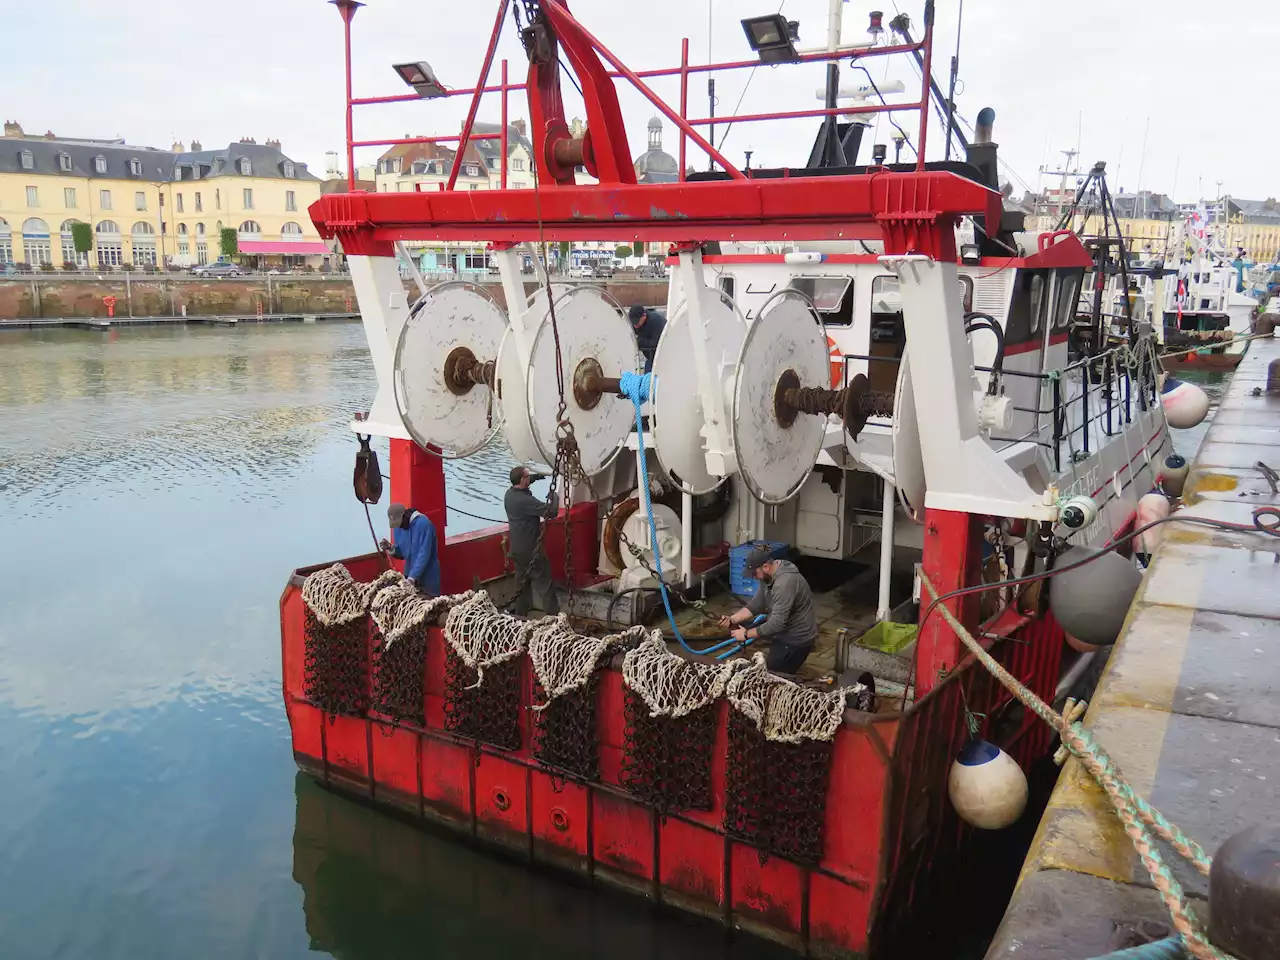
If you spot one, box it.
[944,0,964,161]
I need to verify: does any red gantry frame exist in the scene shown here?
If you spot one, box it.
[316,0,1000,264]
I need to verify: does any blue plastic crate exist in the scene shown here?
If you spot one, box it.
[729,540,789,598]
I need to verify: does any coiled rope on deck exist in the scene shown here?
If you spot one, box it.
[919,568,1230,960]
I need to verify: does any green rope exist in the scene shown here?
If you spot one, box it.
[920,572,1233,960]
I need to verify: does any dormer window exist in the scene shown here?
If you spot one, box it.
[283,161,294,178]
[464,163,480,177]
[19,150,33,170]
[238,158,251,175]
[129,158,142,176]
[57,153,72,172]
[94,155,106,174]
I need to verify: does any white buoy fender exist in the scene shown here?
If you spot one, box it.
[948,739,1029,830]
[1160,453,1190,498]
[1136,491,1172,553]
[1049,547,1143,647]
[1161,376,1210,429]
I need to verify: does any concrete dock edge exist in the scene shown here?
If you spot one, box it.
[985,337,1280,959]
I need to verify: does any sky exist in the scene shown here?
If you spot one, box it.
[6,0,1279,201]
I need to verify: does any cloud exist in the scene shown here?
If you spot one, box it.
[6,0,1278,198]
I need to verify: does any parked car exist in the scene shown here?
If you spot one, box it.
[192,261,243,278]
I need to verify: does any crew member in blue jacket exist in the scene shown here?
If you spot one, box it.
[380,502,441,595]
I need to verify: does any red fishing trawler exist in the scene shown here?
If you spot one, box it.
[280,2,1183,956]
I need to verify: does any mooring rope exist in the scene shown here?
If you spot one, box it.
[919,570,1230,960]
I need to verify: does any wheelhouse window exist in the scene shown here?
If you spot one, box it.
[1006,269,1050,345]
[788,275,854,325]
[1052,268,1084,331]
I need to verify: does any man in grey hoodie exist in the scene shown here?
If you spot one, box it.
[720,546,819,674]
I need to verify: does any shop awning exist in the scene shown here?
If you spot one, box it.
[238,240,330,255]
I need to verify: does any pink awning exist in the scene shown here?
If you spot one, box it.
[238,240,330,255]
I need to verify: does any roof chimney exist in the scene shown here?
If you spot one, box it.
[239,137,256,144]
[2,121,22,138]
[512,118,527,137]
[190,140,202,151]
[44,130,57,140]
[171,140,185,153]
[266,138,281,150]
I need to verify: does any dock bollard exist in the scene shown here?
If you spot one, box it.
[1209,824,1280,960]
[1266,359,1280,394]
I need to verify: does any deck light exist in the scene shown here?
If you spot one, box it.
[960,242,981,264]
[393,61,448,99]
[741,15,800,63]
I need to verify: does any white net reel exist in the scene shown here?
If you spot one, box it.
[731,292,834,504]
[523,286,640,477]
[393,282,507,458]
[650,284,745,495]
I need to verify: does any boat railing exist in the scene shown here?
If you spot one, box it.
[331,1,942,193]
[837,338,1160,475]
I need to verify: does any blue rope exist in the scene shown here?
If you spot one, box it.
[1087,937,1187,960]
[619,372,756,658]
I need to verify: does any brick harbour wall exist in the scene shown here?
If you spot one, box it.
[0,277,668,320]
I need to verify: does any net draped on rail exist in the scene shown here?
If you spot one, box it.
[442,591,535,689]
[621,635,739,718]
[528,617,648,709]
[370,579,470,647]
[301,564,402,626]
[725,654,852,743]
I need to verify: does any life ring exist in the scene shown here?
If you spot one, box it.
[827,336,843,388]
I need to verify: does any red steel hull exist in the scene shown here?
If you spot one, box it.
[280,541,1065,958]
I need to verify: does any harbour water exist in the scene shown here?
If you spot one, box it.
[0,321,1224,960]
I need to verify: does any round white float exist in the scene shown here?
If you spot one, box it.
[948,739,1029,830]
[1136,491,1172,553]
[651,286,745,495]
[393,281,507,458]
[525,287,639,476]
[892,354,927,524]
[1161,375,1210,429]
[732,294,830,504]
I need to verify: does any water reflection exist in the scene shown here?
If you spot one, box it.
[292,774,788,960]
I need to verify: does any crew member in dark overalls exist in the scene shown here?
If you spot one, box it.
[628,305,667,373]
[503,466,560,615]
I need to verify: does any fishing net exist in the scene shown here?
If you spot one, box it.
[300,564,401,718]
[528,619,646,781]
[441,591,531,750]
[723,654,849,864]
[619,636,737,814]
[368,582,472,729]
